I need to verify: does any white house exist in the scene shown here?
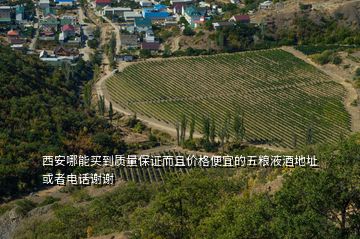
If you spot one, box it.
[259,0,273,10]
[39,0,50,9]
[144,29,155,43]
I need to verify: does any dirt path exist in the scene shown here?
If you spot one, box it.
[282,46,360,133]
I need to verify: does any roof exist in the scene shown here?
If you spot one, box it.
[135,17,152,27]
[62,24,75,31]
[56,0,75,2]
[213,22,234,27]
[124,11,143,19]
[153,4,167,11]
[0,6,11,10]
[231,15,250,22]
[60,18,72,25]
[184,6,206,17]
[141,42,160,50]
[16,6,25,14]
[120,34,138,45]
[7,30,19,36]
[143,9,170,19]
[96,0,111,4]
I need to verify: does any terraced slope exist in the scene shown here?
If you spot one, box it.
[106,49,351,148]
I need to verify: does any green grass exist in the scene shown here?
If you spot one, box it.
[106,49,351,148]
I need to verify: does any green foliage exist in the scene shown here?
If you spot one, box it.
[38,196,60,207]
[15,199,37,216]
[183,26,195,36]
[0,46,126,201]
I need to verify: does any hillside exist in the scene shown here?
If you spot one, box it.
[106,49,351,148]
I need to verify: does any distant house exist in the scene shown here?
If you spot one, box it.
[102,6,132,17]
[55,0,76,6]
[39,50,77,64]
[142,5,170,21]
[144,29,155,42]
[117,54,134,62]
[43,7,55,17]
[141,42,160,51]
[40,16,59,31]
[259,0,273,10]
[139,0,152,7]
[120,34,138,49]
[183,5,206,28]
[61,24,75,38]
[212,21,234,30]
[15,5,25,23]
[60,16,77,26]
[95,0,111,8]
[0,6,11,24]
[229,14,250,24]
[134,17,152,32]
[170,0,193,4]
[39,0,50,9]
[54,46,79,56]
[171,3,187,15]
[123,11,143,22]
[7,29,25,44]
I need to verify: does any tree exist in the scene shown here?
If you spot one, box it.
[108,101,114,122]
[210,117,216,144]
[180,114,187,144]
[189,114,195,140]
[202,116,210,142]
[98,95,106,116]
[183,26,195,36]
[234,108,245,142]
[175,122,180,146]
[306,126,314,145]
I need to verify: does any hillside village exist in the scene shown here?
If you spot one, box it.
[0,0,291,65]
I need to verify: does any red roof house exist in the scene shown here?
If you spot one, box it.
[7,30,19,37]
[61,24,75,32]
[229,15,250,24]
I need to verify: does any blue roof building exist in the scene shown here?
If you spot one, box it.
[142,4,170,20]
[55,0,75,6]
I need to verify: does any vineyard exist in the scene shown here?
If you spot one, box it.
[106,49,351,148]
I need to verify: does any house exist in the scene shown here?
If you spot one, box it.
[141,42,160,51]
[212,21,234,30]
[0,6,11,24]
[15,5,25,23]
[142,5,170,21]
[54,46,79,56]
[230,0,239,4]
[117,54,134,62]
[102,6,132,17]
[39,50,77,64]
[259,0,273,10]
[140,0,152,7]
[43,7,55,17]
[40,16,59,31]
[123,11,143,22]
[55,0,76,6]
[229,15,250,24]
[183,5,206,28]
[39,0,50,9]
[60,15,77,26]
[61,24,75,38]
[95,0,111,8]
[134,17,152,32]
[120,34,138,49]
[170,0,193,4]
[171,3,187,15]
[144,29,155,42]
[7,29,25,44]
